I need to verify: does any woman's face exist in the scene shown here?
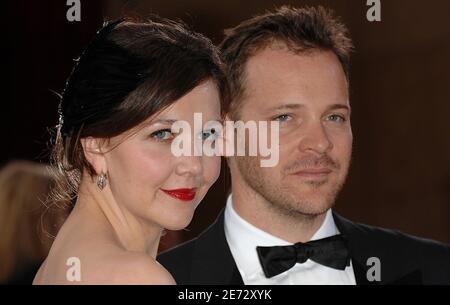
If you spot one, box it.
[103,80,222,230]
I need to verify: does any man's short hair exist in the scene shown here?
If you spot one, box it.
[220,6,353,118]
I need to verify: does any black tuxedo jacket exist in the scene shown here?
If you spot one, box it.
[158,211,450,285]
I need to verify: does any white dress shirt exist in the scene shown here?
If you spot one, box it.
[224,194,357,285]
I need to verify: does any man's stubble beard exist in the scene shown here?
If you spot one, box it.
[235,154,350,223]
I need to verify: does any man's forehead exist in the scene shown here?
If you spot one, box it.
[234,48,349,117]
[244,47,341,80]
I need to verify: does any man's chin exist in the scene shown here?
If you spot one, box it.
[298,204,333,216]
[282,191,336,215]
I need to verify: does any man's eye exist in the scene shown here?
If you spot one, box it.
[273,114,292,122]
[150,129,174,141]
[327,114,346,123]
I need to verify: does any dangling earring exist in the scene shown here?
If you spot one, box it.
[97,173,107,190]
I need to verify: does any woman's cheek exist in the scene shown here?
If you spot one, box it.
[203,155,221,186]
[129,143,174,187]
[142,152,174,183]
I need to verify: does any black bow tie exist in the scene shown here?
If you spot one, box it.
[256,234,351,278]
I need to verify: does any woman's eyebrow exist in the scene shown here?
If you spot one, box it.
[145,119,179,126]
[206,116,224,124]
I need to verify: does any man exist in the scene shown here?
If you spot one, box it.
[158,6,450,285]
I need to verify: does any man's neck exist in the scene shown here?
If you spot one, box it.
[230,184,327,243]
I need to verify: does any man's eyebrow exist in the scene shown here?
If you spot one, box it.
[266,103,305,112]
[327,104,351,112]
[266,103,351,113]
[145,117,224,126]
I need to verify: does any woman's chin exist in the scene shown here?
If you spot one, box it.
[162,214,194,231]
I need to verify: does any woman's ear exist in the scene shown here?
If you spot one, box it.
[80,137,107,175]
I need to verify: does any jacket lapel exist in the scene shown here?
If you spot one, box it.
[332,212,373,285]
[190,210,244,285]
[332,212,423,285]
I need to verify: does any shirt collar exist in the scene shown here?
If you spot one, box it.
[224,193,339,278]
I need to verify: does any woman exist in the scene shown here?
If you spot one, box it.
[33,16,228,284]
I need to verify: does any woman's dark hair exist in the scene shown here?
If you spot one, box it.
[51,16,229,208]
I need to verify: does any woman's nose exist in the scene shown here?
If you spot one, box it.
[175,155,203,177]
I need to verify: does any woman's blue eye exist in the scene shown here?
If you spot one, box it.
[327,114,346,123]
[198,128,218,141]
[150,129,173,141]
[273,114,292,122]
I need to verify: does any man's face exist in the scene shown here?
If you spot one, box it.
[232,46,352,218]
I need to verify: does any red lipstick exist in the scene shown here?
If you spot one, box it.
[161,188,196,201]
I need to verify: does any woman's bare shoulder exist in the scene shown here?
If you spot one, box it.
[34,241,175,285]
[82,251,176,285]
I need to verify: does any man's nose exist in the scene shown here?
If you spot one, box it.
[297,122,333,155]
